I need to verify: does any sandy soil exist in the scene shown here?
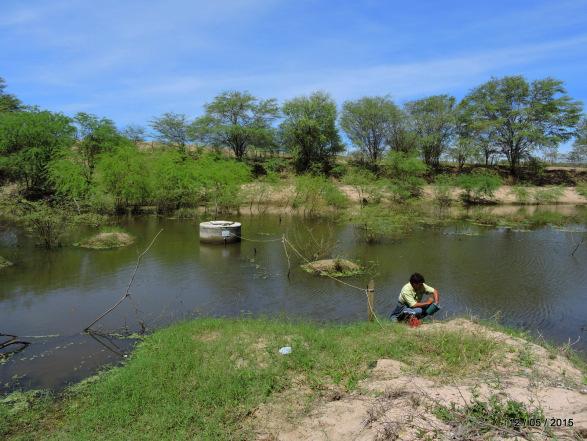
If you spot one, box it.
[78,232,135,249]
[253,319,587,441]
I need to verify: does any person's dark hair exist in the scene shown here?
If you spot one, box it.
[410,273,425,284]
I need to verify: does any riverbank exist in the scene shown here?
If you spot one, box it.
[2,318,586,440]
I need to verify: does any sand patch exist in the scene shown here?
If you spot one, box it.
[253,320,587,440]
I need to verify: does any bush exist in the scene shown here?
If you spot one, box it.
[432,174,454,207]
[509,185,531,204]
[342,168,382,206]
[457,170,502,204]
[292,175,348,216]
[533,186,564,204]
[382,151,427,201]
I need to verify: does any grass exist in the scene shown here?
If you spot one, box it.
[77,227,135,250]
[433,391,549,439]
[1,318,506,441]
[576,181,587,199]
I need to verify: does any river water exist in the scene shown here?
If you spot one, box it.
[1,211,586,392]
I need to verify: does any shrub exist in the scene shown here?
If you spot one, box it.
[533,186,565,204]
[457,170,502,204]
[432,174,454,207]
[509,185,531,204]
[382,151,427,201]
[342,168,382,206]
[292,175,348,216]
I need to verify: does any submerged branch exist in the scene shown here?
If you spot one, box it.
[84,229,164,332]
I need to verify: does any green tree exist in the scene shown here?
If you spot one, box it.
[95,145,152,212]
[190,91,279,160]
[340,96,400,165]
[123,124,147,145]
[280,91,344,173]
[0,110,75,196]
[405,95,456,169]
[569,117,587,163]
[74,112,127,183]
[461,76,582,175]
[0,77,22,112]
[150,112,190,152]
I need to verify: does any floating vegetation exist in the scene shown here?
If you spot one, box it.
[78,229,135,249]
[302,258,363,277]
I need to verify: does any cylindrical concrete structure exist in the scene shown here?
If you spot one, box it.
[199,220,241,244]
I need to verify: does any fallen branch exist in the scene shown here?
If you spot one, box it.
[84,229,163,332]
[571,236,584,256]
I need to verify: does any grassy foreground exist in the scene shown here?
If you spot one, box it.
[1,318,584,440]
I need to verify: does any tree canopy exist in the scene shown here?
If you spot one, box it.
[405,95,456,169]
[461,76,582,175]
[340,96,402,165]
[190,91,279,160]
[0,77,22,113]
[150,112,190,152]
[280,91,344,173]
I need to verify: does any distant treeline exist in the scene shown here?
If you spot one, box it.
[0,75,586,210]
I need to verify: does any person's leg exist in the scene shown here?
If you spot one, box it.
[401,307,423,320]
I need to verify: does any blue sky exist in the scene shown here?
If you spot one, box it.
[1,0,587,136]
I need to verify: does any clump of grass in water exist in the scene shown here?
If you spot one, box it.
[301,257,364,277]
[77,227,134,249]
[0,319,504,440]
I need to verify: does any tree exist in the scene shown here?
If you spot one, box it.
[0,77,21,112]
[190,91,279,160]
[123,124,147,145]
[340,96,400,165]
[150,112,190,152]
[568,117,587,163]
[461,76,582,175]
[74,112,127,183]
[0,110,75,196]
[387,107,417,154]
[405,95,456,169]
[280,91,344,173]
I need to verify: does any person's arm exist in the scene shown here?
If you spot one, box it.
[413,299,433,308]
[432,288,439,304]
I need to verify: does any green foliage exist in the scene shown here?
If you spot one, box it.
[340,96,401,164]
[74,112,128,183]
[576,181,587,198]
[533,186,565,204]
[190,91,279,160]
[48,154,90,201]
[432,174,454,207]
[342,168,382,206]
[457,170,502,203]
[351,205,414,243]
[94,145,152,212]
[150,112,190,152]
[382,151,427,201]
[0,110,75,196]
[148,151,205,211]
[280,91,344,173]
[0,77,22,112]
[510,185,531,204]
[405,94,456,168]
[18,200,69,248]
[461,76,583,175]
[197,155,251,215]
[434,392,546,438]
[569,117,587,163]
[292,174,348,216]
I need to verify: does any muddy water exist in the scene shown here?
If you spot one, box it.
[1,210,586,392]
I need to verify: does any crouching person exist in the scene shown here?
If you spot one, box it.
[390,272,440,323]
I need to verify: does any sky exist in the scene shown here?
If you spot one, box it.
[1,0,587,143]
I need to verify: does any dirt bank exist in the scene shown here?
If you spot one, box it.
[254,319,587,440]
